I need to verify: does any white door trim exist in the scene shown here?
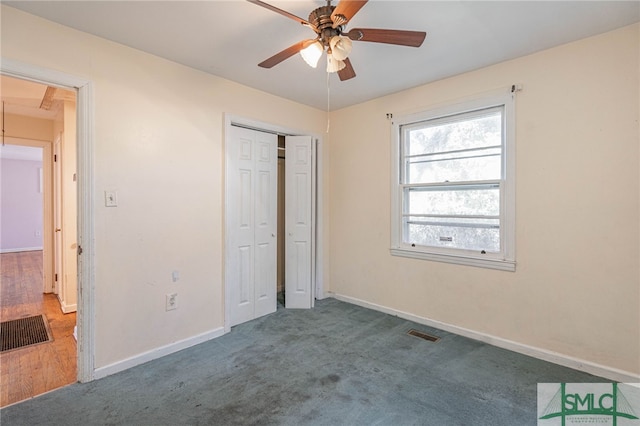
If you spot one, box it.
[54,134,62,296]
[223,114,324,332]
[1,58,96,383]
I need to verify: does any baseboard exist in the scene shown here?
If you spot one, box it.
[93,327,226,380]
[57,294,77,313]
[316,291,330,300]
[0,247,43,253]
[60,301,77,314]
[329,292,640,383]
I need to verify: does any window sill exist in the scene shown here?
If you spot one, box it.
[390,248,516,272]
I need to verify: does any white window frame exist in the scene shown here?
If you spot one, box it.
[391,89,516,271]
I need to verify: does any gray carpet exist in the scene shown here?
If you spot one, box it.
[0,298,603,425]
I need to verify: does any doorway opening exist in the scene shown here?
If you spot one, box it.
[2,57,96,387]
[0,75,78,406]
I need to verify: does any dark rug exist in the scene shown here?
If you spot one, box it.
[0,314,53,352]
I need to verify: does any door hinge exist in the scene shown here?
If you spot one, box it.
[78,245,83,255]
[55,273,58,282]
[54,154,57,162]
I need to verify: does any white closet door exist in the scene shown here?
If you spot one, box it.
[285,136,314,309]
[253,131,278,318]
[228,126,277,326]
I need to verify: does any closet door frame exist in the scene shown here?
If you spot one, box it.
[223,114,324,332]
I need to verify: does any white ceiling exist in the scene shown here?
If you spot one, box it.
[4,1,640,111]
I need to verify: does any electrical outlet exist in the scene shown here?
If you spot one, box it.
[166,293,178,311]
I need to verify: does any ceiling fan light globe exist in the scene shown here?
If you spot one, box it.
[327,55,346,73]
[300,41,324,68]
[329,35,353,61]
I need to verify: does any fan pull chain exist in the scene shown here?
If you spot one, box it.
[326,70,331,133]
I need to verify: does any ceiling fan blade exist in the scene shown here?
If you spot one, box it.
[258,40,315,69]
[347,28,426,47]
[331,0,368,26]
[338,57,356,81]
[247,0,313,28]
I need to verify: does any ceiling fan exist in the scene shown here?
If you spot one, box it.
[247,0,426,81]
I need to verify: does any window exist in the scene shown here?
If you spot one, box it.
[391,91,515,271]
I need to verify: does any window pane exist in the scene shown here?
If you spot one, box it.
[405,109,502,156]
[403,108,502,184]
[407,148,501,183]
[406,222,500,252]
[406,186,499,217]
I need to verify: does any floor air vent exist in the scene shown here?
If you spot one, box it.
[407,329,440,342]
[0,314,53,352]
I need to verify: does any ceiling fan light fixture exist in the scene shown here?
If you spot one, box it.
[300,40,324,68]
[249,0,427,82]
[326,55,346,73]
[329,35,352,61]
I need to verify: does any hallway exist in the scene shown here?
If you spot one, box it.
[0,251,76,407]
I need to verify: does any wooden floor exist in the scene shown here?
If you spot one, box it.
[0,251,76,407]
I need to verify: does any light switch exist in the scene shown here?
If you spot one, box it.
[105,190,118,207]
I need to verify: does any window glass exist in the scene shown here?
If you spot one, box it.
[403,108,503,184]
[406,222,500,252]
[406,186,500,217]
[406,148,501,184]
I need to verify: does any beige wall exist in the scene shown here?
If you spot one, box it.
[1,6,326,369]
[4,113,53,141]
[327,24,640,376]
